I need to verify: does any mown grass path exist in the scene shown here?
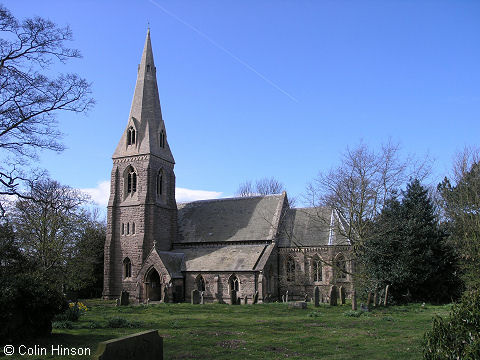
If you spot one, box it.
[4,300,450,359]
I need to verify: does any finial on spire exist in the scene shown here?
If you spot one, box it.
[147,21,150,31]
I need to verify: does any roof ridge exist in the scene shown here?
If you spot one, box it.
[177,193,284,205]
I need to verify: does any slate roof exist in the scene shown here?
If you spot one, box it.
[175,194,285,244]
[157,251,185,278]
[180,244,271,272]
[278,207,351,247]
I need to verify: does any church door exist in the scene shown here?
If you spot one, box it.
[146,268,162,301]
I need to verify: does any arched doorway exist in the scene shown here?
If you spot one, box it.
[145,268,162,301]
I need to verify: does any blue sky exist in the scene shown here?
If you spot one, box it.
[6,0,480,208]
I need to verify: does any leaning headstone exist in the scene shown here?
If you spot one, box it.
[384,285,390,307]
[120,291,129,306]
[339,286,346,305]
[200,291,204,305]
[253,291,259,304]
[285,291,289,303]
[288,301,307,309]
[329,285,337,306]
[230,290,237,305]
[351,290,357,311]
[93,330,163,360]
[304,293,308,302]
[191,289,200,305]
[313,286,320,307]
[373,292,378,307]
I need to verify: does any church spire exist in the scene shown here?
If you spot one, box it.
[113,29,174,163]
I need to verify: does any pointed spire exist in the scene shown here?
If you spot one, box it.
[113,29,174,163]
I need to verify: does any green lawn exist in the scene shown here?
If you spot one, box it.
[2,300,450,359]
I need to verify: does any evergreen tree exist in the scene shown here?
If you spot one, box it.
[364,179,459,303]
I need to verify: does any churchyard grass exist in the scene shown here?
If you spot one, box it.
[3,300,450,359]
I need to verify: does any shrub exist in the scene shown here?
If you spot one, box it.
[54,302,88,322]
[52,321,74,329]
[344,310,363,318]
[423,291,480,359]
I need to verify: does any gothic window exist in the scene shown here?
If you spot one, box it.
[132,222,135,234]
[313,257,322,282]
[121,223,124,235]
[196,275,206,292]
[335,254,347,279]
[229,275,239,293]
[126,222,130,235]
[286,257,295,282]
[156,170,163,196]
[123,258,132,278]
[126,166,137,194]
[160,130,165,148]
[127,126,136,145]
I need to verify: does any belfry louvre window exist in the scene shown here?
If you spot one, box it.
[127,126,136,145]
[160,130,165,148]
[156,170,163,196]
[286,258,295,282]
[124,258,132,278]
[127,167,137,194]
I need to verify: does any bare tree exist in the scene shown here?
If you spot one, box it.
[236,177,285,197]
[11,178,89,280]
[0,5,94,215]
[306,141,430,246]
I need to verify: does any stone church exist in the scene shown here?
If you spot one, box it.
[103,30,353,304]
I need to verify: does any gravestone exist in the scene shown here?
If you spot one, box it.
[373,292,378,307]
[304,293,308,302]
[282,295,285,303]
[230,290,237,305]
[200,291,204,305]
[253,291,259,304]
[93,330,163,360]
[313,286,320,307]
[339,286,346,305]
[288,301,307,309]
[115,298,120,307]
[243,295,248,305]
[162,286,169,303]
[120,291,129,306]
[384,285,390,307]
[351,290,357,310]
[191,289,200,305]
[329,285,337,306]
[285,291,289,302]
[367,292,373,307]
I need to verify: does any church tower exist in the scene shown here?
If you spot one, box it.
[103,29,177,299]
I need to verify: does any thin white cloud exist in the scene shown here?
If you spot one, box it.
[81,180,110,207]
[81,181,222,206]
[175,187,222,203]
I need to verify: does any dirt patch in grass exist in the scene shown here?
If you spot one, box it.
[216,339,246,349]
[264,345,304,357]
[304,322,325,327]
